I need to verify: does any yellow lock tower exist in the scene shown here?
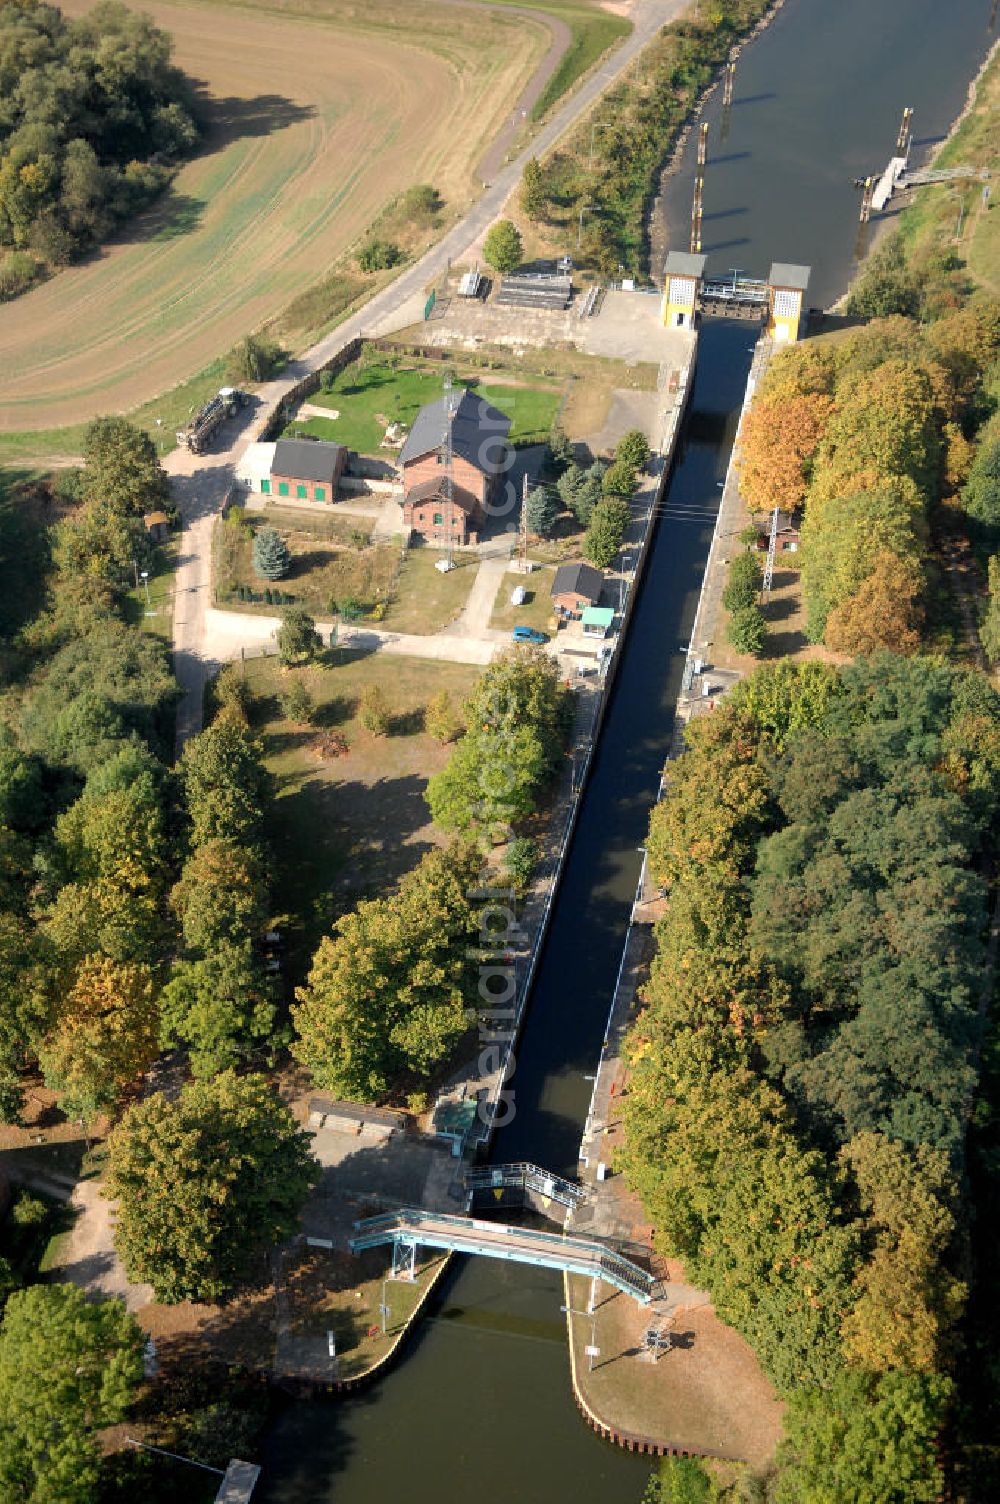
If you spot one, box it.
[661,251,706,329]
[767,263,810,343]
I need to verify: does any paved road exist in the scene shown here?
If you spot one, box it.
[168,0,686,753]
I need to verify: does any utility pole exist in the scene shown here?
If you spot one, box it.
[519,473,528,572]
[762,505,779,598]
[442,373,456,571]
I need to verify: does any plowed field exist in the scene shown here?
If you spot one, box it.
[0,0,545,429]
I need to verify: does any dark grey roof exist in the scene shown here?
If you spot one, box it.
[768,262,811,291]
[551,561,604,602]
[271,437,343,482]
[664,251,707,279]
[399,388,511,473]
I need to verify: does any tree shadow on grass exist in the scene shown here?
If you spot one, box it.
[762,628,810,658]
[285,548,340,579]
[388,708,426,738]
[105,92,314,252]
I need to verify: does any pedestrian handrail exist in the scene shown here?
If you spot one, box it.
[350,1208,655,1303]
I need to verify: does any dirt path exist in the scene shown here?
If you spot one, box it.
[473,5,573,182]
[50,1179,152,1314]
[445,543,514,636]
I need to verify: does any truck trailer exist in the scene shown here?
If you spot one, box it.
[176,387,245,453]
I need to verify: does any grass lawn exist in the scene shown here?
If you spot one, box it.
[490,566,558,633]
[379,547,478,633]
[242,652,479,983]
[216,508,478,632]
[897,45,999,296]
[215,509,399,617]
[0,1188,76,1284]
[287,359,562,455]
[284,1246,447,1379]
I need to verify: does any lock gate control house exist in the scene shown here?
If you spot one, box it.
[401,389,512,546]
[550,561,604,617]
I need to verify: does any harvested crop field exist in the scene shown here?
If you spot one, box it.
[0,0,547,430]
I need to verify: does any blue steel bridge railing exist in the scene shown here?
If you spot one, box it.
[349,1208,656,1305]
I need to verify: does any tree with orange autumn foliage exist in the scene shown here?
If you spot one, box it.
[824,550,923,656]
[738,392,832,514]
[39,955,158,1121]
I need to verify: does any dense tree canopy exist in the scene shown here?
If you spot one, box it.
[293,843,482,1099]
[743,307,1000,650]
[106,1071,316,1302]
[623,656,995,1473]
[0,0,200,288]
[0,1283,143,1503]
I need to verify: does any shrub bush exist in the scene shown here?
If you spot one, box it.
[727,603,767,655]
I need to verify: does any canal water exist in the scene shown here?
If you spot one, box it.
[659,0,996,308]
[259,3,995,1498]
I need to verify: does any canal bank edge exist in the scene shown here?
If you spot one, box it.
[561,334,776,1462]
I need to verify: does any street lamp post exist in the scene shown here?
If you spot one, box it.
[561,1303,599,1372]
[577,203,602,250]
[140,570,151,609]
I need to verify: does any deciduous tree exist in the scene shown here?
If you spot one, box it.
[824,549,923,656]
[170,839,267,954]
[519,157,545,219]
[0,1284,143,1504]
[773,1370,950,1504]
[737,391,831,513]
[840,1132,965,1372]
[180,718,271,848]
[425,689,461,744]
[726,603,766,656]
[482,218,522,274]
[293,844,481,1098]
[105,1071,316,1302]
[584,497,630,568]
[276,605,320,664]
[159,945,279,1078]
[82,416,170,517]
[38,955,158,1121]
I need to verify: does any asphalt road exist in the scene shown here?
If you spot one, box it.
[168,0,686,753]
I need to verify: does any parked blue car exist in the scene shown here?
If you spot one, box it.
[512,625,549,645]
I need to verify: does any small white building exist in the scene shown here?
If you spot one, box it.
[236,441,276,497]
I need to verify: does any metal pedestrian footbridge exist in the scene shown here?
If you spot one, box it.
[464,1161,589,1211]
[349,1207,657,1305]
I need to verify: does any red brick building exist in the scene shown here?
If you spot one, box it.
[551,561,603,617]
[263,438,346,503]
[400,389,511,545]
